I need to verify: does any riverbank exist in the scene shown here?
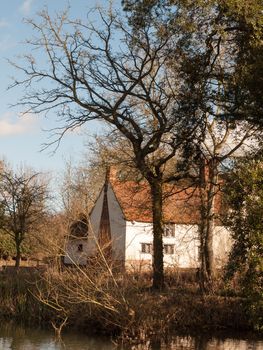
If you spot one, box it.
[0,267,259,343]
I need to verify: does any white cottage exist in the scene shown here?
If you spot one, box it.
[64,169,231,271]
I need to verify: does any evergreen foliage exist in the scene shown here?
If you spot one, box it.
[225,155,263,331]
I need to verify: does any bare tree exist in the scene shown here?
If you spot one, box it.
[11,8,201,288]
[61,158,104,222]
[0,166,49,268]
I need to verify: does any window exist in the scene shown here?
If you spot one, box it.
[141,243,153,254]
[163,224,175,237]
[77,244,83,252]
[164,244,175,255]
[141,243,174,254]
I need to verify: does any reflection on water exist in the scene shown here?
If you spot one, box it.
[0,323,113,350]
[146,335,263,350]
[0,322,262,350]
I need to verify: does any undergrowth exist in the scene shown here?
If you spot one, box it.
[0,265,255,343]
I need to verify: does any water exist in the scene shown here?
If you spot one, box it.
[0,322,262,350]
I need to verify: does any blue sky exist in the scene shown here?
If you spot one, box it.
[0,0,117,176]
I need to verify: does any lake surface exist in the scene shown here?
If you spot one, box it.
[0,322,262,350]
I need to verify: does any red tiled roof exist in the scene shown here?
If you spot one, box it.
[110,179,222,225]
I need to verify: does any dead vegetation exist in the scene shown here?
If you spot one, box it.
[0,252,250,345]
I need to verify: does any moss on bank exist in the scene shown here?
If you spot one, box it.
[0,268,258,343]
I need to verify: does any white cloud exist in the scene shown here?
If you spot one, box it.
[0,19,9,28]
[0,112,38,136]
[19,0,34,15]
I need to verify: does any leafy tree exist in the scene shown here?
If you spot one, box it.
[0,230,32,261]
[0,231,16,260]
[123,0,263,126]
[225,155,263,331]
[0,166,49,268]
[123,0,263,290]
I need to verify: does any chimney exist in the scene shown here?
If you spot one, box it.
[108,165,118,183]
[200,157,210,186]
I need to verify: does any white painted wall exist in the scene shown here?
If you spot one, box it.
[171,224,199,268]
[125,221,200,270]
[88,187,104,256]
[125,221,153,271]
[214,225,232,267]
[125,221,232,270]
[107,183,126,261]
[88,183,126,262]
[64,239,89,265]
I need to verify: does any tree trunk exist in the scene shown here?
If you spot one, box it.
[205,178,216,279]
[199,159,218,292]
[15,238,21,269]
[199,201,207,292]
[149,179,164,290]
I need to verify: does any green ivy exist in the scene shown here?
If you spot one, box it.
[225,156,263,332]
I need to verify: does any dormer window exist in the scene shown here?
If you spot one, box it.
[70,213,88,239]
